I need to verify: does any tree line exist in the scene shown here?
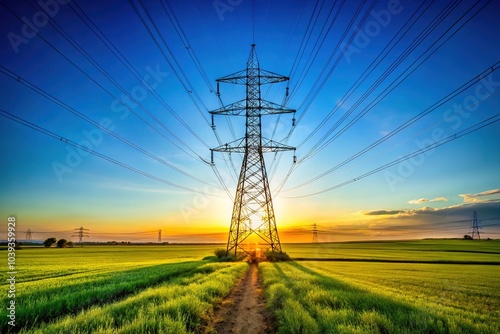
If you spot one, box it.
[43,238,74,248]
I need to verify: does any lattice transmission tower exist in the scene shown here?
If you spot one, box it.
[470,210,481,239]
[25,228,32,241]
[311,223,319,243]
[210,44,295,256]
[72,226,90,243]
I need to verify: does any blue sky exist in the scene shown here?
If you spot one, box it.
[0,0,499,243]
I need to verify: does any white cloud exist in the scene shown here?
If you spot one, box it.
[408,197,447,204]
[360,202,500,236]
[364,209,406,216]
[460,189,500,203]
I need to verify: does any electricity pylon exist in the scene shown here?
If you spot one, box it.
[72,226,90,243]
[158,229,162,243]
[311,223,319,243]
[25,228,32,241]
[470,211,481,239]
[211,44,295,256]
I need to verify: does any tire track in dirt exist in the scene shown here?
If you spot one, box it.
[209,263,271,334]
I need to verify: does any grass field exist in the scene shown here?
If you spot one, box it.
[1,240,499,333]
[262,240,500,334]
[1,245,243,333]
[284,239,500,263]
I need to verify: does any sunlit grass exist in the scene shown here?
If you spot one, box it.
[261,260,500,333]
[22,262,247,333]
[4,261,205,332]
[284,239,500,262]
[8,245,217,282]
[0,245,243,333]
[4,241,499,333]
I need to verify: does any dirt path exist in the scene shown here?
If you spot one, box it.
[210,263,271,334]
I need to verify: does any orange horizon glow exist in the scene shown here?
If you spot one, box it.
[5,195,499,244]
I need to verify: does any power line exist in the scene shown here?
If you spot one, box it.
[0,66,218,189]
[5,1,235,201]
[25,229,32,241]
[274,0,492,193]
[271,0,426,185]
[160,0,215,95]
[293,0,435,152]
[284,114,499,198]
[67,0,213,156]
[284,64,499,192]
[3,1,237,199]
[24,0,205,161]
[2,1,225,191]
[270,0,435,185]
[2,1,212,168]
[294,88,499,194]
[287,0,329,92]
[69,0,236,197]
[131,0,239,189]
[297,0,490,161]
[91,230,159,235]
[158,0,240,187]
[268,0,346,180]
[289,0,374,125]
[470,211,482,239]
[72,226,90,243]
[0,109,222,197]
[17,230,75,233]
[130,0,210,123]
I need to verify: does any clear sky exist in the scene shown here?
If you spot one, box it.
[0,0,499,244]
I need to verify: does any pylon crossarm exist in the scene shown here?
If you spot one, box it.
[261,138,295,152]
[216,69,247,84]
[216,70,288,86]
[211,138,246,153]
[259,99,296,115]
[210,99,246,115]
[258,69,290,84]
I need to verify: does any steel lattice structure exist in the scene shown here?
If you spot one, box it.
[311,223,319,243]
[470,210,481,239]
[25,228,32,241]
[72,226,90,243]
[210,44,295,256]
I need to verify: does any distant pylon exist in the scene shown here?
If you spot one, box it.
[470,211,481,239]
[72,226,90,243]
[312,223,319,243]
[158,229,162,243]
[25,228,32,241]
[210,44,296,256]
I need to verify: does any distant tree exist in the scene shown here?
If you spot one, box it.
[56,239,68,248]
[463,235,473,240]
[44,237,57,248]
[67,241,74,248]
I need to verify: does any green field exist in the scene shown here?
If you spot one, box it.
[2,245,240,333]
[1,240,499,333]
[284,239,500,263]
[267,240,500,333]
